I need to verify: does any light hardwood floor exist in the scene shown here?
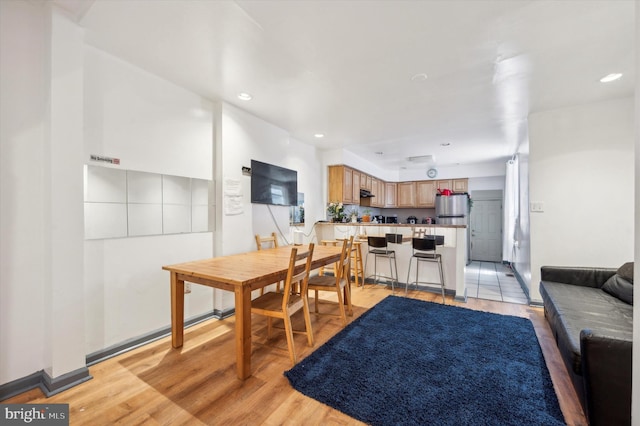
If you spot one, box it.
[5,286,587,425]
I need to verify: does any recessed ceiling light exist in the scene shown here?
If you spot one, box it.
[411,73,428,81]
[237,92,253,101]
[440,142,451,147]
[314,133,325,138]
[375,151,383,155]
[600,73,622,83]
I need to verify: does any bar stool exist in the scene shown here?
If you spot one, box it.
[405,237,445,303]
[364,236,398,291]
[337,238,364,287]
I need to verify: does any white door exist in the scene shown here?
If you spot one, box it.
[470,200,502,262]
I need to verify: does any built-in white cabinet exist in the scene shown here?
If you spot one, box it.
[84,165,212,239]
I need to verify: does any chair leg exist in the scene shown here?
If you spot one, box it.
[335,283,347,326]
[438,259,445,304]
[282,314,297,365]
[392,254,398,290]
[302,295,315,347]
[344,280,353,316]
[405,258,412,295]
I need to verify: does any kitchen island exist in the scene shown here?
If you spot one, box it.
[315,222,468,301]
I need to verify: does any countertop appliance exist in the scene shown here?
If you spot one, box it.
[407,216,418,224]
[373,215,385,223]
[386,216,398,224]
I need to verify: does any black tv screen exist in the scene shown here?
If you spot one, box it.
[250,160,298,206]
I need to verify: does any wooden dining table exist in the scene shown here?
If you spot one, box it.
[162,244,343,380]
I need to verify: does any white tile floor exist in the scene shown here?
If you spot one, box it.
[465,261,529,305]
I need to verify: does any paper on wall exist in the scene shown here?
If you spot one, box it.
[223,177,243,215]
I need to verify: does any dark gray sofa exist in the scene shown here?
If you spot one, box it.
[539,264,633,426]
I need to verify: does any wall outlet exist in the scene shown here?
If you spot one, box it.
[184,282,192,294]
[530,202,544,212]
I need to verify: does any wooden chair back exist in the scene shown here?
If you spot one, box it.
[281,243,315,311]
[255,232,278,250]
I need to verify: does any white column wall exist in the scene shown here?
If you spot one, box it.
[44,6,87,379]
[0,0,48,384]
[529,97,634,303]
[82,43,214,353]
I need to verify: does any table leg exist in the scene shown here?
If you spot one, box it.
[234,285,252,380]
[170,272,185,348]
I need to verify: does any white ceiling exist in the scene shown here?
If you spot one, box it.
[57,0,635,172]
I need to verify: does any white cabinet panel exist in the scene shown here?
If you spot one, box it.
[85,166,126,203]
[192,205,209,232]
[162,175,191,205]
[128,204,162,236]
[163,204,191,234]
[84,203,127,239]
[191,178,209,205]
[127,171,162,203]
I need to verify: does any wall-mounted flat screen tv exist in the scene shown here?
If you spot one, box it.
[250,160,298,206]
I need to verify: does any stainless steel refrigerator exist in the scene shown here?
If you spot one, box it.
[435,193,469,225]
[436,193,470,263]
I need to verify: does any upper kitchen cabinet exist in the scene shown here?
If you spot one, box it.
[385,182,397,208]
[452,178,468,193]
[397,182,416,207]
[328,165,357,204]
[434,179,452,193]
[352,171,361,202]
[416,180,436,207]
[362,173,372,191]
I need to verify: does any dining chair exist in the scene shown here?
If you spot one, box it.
[307,236,354,326]
[251,243,315,365]
[405,237,445,303]
[255,232,279,250]
[255,232,281,293]
[364,236,398,291]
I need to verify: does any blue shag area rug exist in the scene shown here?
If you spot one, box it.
[285,296,565,426]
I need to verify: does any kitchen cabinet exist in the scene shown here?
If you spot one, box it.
[373,178,385,207]
[416,181,436,207]
[385,182,397,207]
[397,182,416,207]
[328,165,357,204]
[452,178,468,193]
[352,171,361,202]
[434,179,452,193]
[359,173,370,191]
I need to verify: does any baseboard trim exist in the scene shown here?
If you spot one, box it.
[0,370,43,402]
[0,367,92,402]
[86,310,225,366]
[1,309,233,401]
[41,367,92,397]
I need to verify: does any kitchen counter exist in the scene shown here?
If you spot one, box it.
[315,222,468,301]
[318,222,466,228]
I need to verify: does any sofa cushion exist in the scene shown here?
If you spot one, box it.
[617,262,634,283]
[540,281,633,375]
[602,274,633,305]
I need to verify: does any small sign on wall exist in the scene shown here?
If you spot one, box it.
[90,154,120,165]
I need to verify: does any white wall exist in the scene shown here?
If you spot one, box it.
[82,44,215,353]
[214,102,324,310]
[529,97,634,302]
[0,0,49,384]
[0,1,216,387]
[632,0,639,421]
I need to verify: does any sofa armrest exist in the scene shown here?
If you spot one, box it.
[540,266,616,288]
[580,329,632,426]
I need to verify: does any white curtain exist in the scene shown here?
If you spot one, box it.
[503,156,519,263]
